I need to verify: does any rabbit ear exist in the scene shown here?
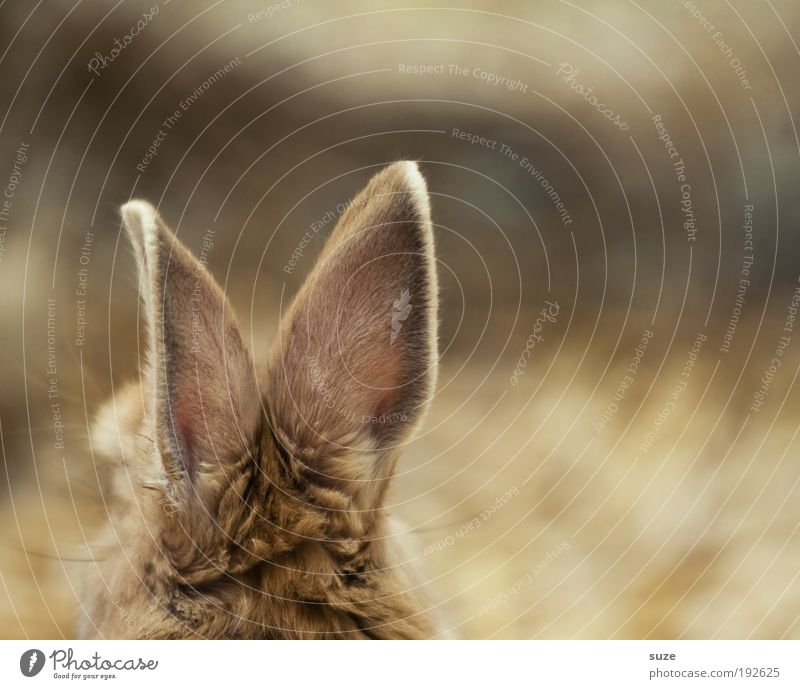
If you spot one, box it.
[121,201,260,485]
[266,162,438,498]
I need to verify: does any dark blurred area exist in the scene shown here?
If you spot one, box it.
[2,0,800,638]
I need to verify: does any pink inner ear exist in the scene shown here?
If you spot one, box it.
[173,404,198,473]
[361,352,410,433]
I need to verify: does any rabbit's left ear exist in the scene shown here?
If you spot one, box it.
[121,201,260,486]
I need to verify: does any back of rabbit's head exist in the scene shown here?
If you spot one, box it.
[79,161,440,639]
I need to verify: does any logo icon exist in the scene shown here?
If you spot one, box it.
[390,289,413,344]
[20,649,45,677]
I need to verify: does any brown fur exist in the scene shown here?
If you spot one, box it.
[77,161,441,639]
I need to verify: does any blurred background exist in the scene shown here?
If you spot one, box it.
[2,0,800,639]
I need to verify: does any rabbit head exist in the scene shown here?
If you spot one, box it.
[79,161,440,639]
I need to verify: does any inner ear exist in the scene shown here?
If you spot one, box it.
[121,200,260,485]
[267,161,438,465]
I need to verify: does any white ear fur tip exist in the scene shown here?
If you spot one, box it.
[120,199,158,236]
[398,161,431,220]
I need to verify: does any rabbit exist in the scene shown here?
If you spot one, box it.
[77,161,442,639]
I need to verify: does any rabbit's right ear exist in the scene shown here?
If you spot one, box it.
[266,162,438,503]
